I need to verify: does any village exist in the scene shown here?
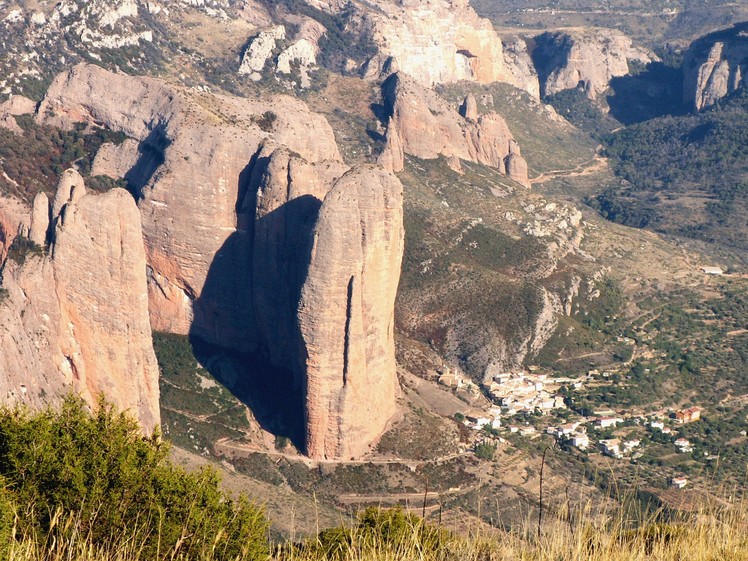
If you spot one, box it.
[438,368,708,490]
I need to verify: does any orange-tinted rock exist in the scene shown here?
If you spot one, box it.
[377,117,405,173]
[38,64,342,349]
[298,166,404,459]
[0,177,159,432]
[383,73,520,176]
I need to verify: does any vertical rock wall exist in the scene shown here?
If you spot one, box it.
[0,174,160,433]
[683,23,748,111]
[298,166,404,459]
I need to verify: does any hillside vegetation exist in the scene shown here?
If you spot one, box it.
[0,398,269,561]
[592,90,748,251]
[0,402,746,560]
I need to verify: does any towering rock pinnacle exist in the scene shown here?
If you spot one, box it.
[377,117,405,173]
[250,146,345,373]
[29,192,50,246]
[459,93,478,121]
[505,140,530,187]
[299,166,404,460]
[51,169,86,219]
[0,174,160,433]
[683,23,748,111]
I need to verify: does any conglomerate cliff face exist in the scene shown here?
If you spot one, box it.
[382,72,530,186]
[683,22,748,112]
[352,0,539,97]
[31,64,404,459]
[37,63,342,350]
[299,166,403,460]
[365,0,505,87]
[532,28,652,99]
[0,173,160,433]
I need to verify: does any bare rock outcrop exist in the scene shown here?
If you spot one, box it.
[357,0,539,96]
[91,139,141,178]
[501,36,541,99]
[364,0,504,87]
[0,175,159,432]
[239,25,287,81]
[36,65,402,459]
[29,192,50,246]
[0,194,30,262]
[377,117,405,173]
[51,169,86,219]
[248,145,346,373]
[504,140,529,187]
[459,93,478,121]
[383,73,527,181]
[0,95,36,133]
[299,166,404,460]
[532,28,652,99]
[683,22,748,111]
[38,63,342,349]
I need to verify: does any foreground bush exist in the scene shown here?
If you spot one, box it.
[298,507,451,560]
[281,502,748,561]
[0,399,746,560]
[0,397,269,560]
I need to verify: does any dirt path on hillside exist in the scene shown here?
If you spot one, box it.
[214,438,470,468]
[530,155,608,186]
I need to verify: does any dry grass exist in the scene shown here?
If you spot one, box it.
[7,496,747,561]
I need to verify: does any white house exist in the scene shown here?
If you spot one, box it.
[675,438,693,453]
[571,433,589,449]
[671,476,688,489]
[599,438,622,458]
[596,417,623,429]
[700,266,723,275]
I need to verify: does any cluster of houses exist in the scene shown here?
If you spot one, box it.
[541,407,705,459]
[543,416,641,458]
[483,372,571,414]
[441,367,712,476]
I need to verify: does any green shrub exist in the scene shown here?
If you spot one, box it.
[307,507,450,560]
[473,442,497,461]
[0,397,269,560]
[6,236,44,265]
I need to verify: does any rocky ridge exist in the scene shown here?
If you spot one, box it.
[0,172,160,433]
[37,63,342,347]
[532,28,652,99]
[30,64,403,459]
[382,72,530,186]
[683,22,748,111]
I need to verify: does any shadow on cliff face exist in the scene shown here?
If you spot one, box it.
[187,158,323,452]
[188,334,305,449]
[606,61,688,125]
[124,124,170,201]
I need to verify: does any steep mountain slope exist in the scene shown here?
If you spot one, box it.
[0,0,746,537]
